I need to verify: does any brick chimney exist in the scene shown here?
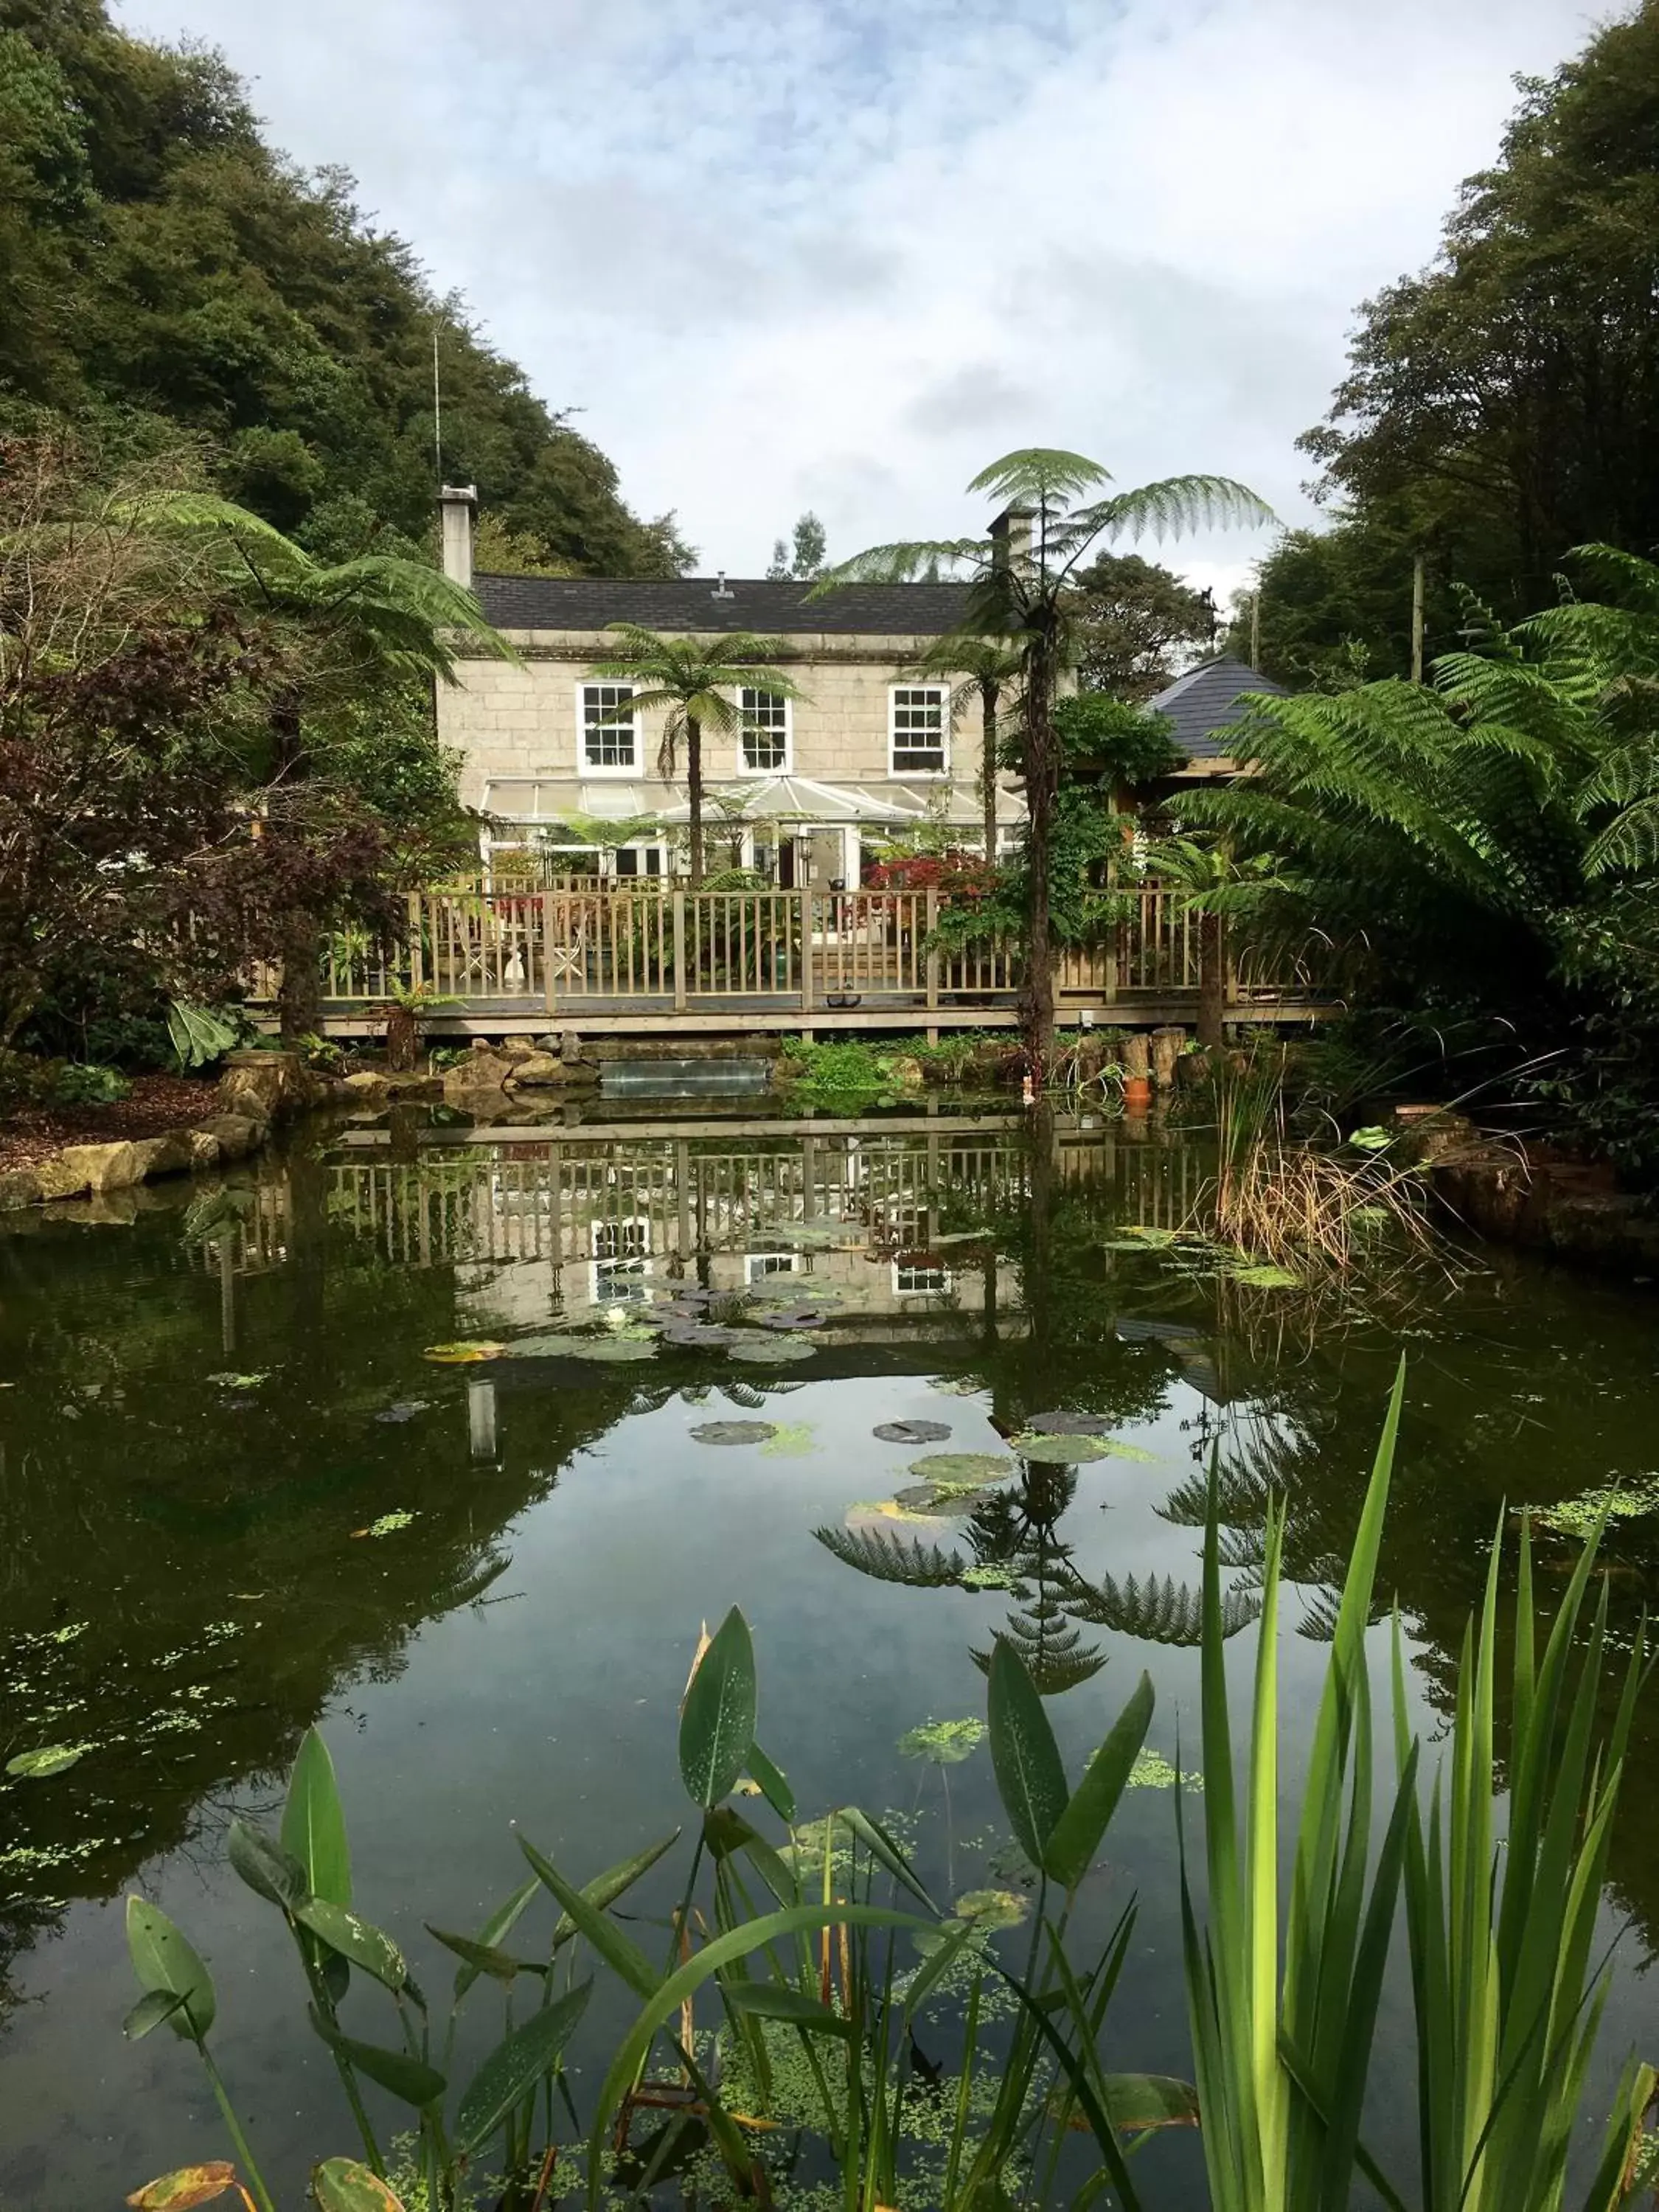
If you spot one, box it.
[438,483,478,591]
[989,504,1034,575]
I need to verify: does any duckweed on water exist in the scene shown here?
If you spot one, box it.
[897,1717,985,1764]
[1533,1475,1659,1539]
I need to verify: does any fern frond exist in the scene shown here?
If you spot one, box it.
[1061,1568,1260,1646]
[812,1525,964,1587]
[810,540,989,590]
[965,448,1112,507]
[1076,475,1276,546]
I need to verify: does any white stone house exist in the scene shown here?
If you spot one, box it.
[435,487,1029,886]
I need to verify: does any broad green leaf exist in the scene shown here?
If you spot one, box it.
[987,1640,1069,1871]
[517,1834,659,1998]
[456,1980,592,2153]
[426,1925,545,1987]
[122,1989,188,2042]
[1010,1433,1116,1464]
[125,1897,216,2040]
[548,1829,681,1952]
[293,1900,406,1991]
[310,2157,408,2211]
[282,1729,352,1907]
[722,1981,853,2039]
[1101,2073,1200,2132]
[226,1818,307,1909]
[678,1607,758,1808]
[746,1741,796,1822]
[125,2165,237,2209]
[1046,1672,1155,1891]
[307,2011,445,2108]
[5,1743,87,1778]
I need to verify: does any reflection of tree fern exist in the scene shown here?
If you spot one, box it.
[1295,1584,1388,1642]
[1216,1526,1269,1572]
[430,1548,514,1614]
[813,1526,964,1587]
[1062,1569,1259,1647]
[970,1609,1106,1697]
[1156,1464,1278,1531]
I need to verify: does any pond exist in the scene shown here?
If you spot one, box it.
[1,1102,1658,2206]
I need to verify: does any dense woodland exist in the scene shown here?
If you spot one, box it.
[1230,1,1659,687]
[0,0,690,574]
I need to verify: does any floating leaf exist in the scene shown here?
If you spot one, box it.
[206,1372,268,1391]
[908,1452,1011,1485]
[928,1375,986,1397]
[353,1511,414,1539]
[760,1422,818,1457]
[893,1484,994,1517]
[689,1420,778,1446]
[847,1498,958,1526]
[569,1337,657,1363]
[1023,1411,1114,1436]
[6,1742,88,1778]
[1011,1433,1116,1464]
[728,1335,814,1365]
[1228,1263,1303,1290]
[898,1718,984,1765]
[125,2165,238,2209]
[874,1419,953,1444]
[953,1888,1028,1928]
[422,1341,504,1365]
[310,2159,408,2211]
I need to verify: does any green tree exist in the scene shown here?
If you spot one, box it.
[0,1,688,575]
[1300,4,1659,625]
[151,488,512,1040]
[1068,549,1217,698]
[821,449,1270,1071]
[908,635,1025,862]
[765,511,829,582]
[585,627,804,886]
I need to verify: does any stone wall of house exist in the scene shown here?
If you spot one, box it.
[437,628,1018,815]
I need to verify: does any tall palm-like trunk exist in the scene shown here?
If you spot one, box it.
[981,679,999,864]
[1020,634,1062,1080]
[686,712,706,888]
[1197,910,1226,1048]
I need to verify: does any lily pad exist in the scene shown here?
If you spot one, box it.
[423,1341,504,1365]
[874,1419,953,1445]
[846,1498,953,1527]
[892,1484,988,1516]
[907,1452,1012,1485]
[568,1337,657,1363]
[5,1743,88,1779]
[1023,1411,1115,1436]
[953,1887,1029,1928]
[928,1375,987,1397]
[899,1717,984,1764]
[727,1335,815,1365]
[761,1422,818,1457]
[1229,1262,1304,1290]
[760,1309,830,1331]
[662,1324,746,1349]
[1011,1432,1117,1464]
[689,1421,779,1446]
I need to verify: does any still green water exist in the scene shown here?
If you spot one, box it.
[1,1103,1657,2207]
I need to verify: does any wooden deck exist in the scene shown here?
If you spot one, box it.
[251,883,1331,1037]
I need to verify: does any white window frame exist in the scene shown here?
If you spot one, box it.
[745,1250,801,1284]
[589,1216,652,1304]
[888,684,950,778]
[737,688,793,776]
[892,1259,953,1296]
[577,681,640,776]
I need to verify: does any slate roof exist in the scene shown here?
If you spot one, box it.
[1147,655,1290,761]
[475,573,975,638]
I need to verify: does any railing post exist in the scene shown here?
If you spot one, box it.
[408,892,425,992]
[799,886,814,1015]
[541,888,556,1014]
[925,887,939,1020]
[672,889,688,1012]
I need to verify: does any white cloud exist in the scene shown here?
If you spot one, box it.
[119,0,1603,583]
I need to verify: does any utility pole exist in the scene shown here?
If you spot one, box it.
[432,321,443,484]
[1411,552,1425,684]
[1250,590,1262,670]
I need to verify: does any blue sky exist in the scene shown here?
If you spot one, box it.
[122,0,1604,597]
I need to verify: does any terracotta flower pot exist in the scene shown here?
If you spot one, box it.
[1123,1075,1152,1111]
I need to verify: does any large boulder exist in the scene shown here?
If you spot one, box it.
[504,1051,600,1089]
[216,1048,319,1124]
[0,1167,44,1211]
[192,1113,265,1163]
[128,1131,195,1182]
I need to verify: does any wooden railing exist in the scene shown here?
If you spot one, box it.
[248,880,1324,1019]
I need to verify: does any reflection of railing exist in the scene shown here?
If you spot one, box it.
[246,882,1326,1018]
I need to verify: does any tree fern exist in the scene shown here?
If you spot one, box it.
[1060,1568,1260,1646]
[812,1525,964,1588]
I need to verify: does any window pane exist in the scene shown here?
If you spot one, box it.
[741,687,788,771]
[891,685,946,771]
[582,682,636,768]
